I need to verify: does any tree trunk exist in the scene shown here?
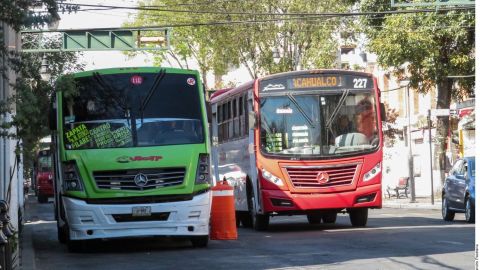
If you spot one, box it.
[434,77,453,185]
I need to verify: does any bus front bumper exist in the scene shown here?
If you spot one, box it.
[63,191,211,240]
[262,184,382,213]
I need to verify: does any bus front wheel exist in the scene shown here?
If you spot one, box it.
[349,208,368,227]
[190,235,209,248]
[67,240,86,253]
[37,194,48,203]
[57,223,68,244]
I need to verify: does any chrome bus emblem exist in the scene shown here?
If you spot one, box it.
[134,173,148,187]
[316,172,330,184]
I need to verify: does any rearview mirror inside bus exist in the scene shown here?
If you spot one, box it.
[248,111,257,129]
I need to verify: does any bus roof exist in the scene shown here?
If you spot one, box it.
[259,69,374,82]
[210,69,375,103]
[71,67,200,78]
[210,81,254,103]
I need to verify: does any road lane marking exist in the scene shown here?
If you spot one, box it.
[323,224,474,232]
[436,240,465,245]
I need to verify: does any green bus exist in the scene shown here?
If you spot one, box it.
[49,67,211,251]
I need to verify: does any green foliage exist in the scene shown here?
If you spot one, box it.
[56,74,79,101]
[359,0,474,174]
[125,0,354,85]
[1,32,84,176]
[359,0,474,96]
[0,0,58,31]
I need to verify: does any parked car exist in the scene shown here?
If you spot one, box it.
[442,156,475,223]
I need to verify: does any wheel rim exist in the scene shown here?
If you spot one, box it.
[465,199,471,221]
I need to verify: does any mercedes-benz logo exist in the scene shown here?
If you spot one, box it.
[134,173,148,187]
[316,172,330,184]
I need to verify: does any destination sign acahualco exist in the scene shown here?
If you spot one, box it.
[260,73,374,92]
[290,76,341,89]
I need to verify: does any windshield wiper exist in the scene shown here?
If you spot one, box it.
[286,93,314,128]
[93,72,136,144]
[139,68,166,123]
[325,89,350,140]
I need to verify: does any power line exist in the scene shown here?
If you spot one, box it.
[60,3,474,17]
[23,12,475,33]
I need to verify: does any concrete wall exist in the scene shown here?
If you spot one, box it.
[0,22,22,230]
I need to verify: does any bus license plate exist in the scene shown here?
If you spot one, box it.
[132,206,151,217]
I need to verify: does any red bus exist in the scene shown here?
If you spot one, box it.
[34,148,54,203]
[210,70,386,230]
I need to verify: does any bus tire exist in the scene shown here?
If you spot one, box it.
[67,238,87,253]
[190,235,209,248]
[253,213,269,231]
[57,223,68,244]
[239,212,252,228]
[322,212,337,224]
[37,194,48,203]
[307,213,322,224]
[247,184,269,231]
[349,208,368,227]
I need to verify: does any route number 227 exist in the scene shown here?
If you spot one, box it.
[353,78,367,88]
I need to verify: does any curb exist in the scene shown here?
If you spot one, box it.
[383,202,442,210]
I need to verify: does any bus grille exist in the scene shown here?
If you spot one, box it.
[285,164,358,188]
[93,168,185,191]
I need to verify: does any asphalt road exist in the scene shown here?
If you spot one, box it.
[22,195,475,270]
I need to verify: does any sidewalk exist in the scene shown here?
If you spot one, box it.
[21,195,38,270]
[382,196,442,210]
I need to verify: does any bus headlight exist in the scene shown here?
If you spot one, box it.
[195,154,211,185]
[363,162,382,182]
[62,161,84,191]
[261,169,284,186]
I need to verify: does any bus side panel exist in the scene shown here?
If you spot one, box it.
[217,138,250,212]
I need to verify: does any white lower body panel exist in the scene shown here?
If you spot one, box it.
[63,191,211,240]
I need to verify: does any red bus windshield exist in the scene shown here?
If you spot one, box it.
[258,74,379,158]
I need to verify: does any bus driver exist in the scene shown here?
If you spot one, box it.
[355,98,377,143]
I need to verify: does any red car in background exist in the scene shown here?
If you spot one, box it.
[34,149,54,203]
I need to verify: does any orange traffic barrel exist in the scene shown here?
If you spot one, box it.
[210,178,238,240]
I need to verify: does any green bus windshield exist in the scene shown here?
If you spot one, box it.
[62,72,204,150]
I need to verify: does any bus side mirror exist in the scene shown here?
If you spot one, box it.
[206,101,212,124]
[248,111,257,130]
[380,103,386,122]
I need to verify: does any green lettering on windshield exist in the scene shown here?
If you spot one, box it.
[112,126,132,146]
[66,124,91,149]
[90,123,114,148]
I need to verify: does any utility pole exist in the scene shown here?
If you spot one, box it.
[405,84,416,203]
[427,109,434,205]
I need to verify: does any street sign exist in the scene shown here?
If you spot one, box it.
[431,109,450,117]
[430,109,458,117]
[21,27,171,53]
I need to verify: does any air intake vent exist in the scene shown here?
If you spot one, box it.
[285,164,358,188]
[93,168,185,191]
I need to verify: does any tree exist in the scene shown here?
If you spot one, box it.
[0,2,84,176]
[358,0,474,181]
[125,0,356,87]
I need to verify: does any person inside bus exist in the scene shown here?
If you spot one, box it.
[334,98,377,148]
[354,98,378,143]
[335,114,352,136]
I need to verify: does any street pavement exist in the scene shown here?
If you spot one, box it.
[20,194,473,270]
